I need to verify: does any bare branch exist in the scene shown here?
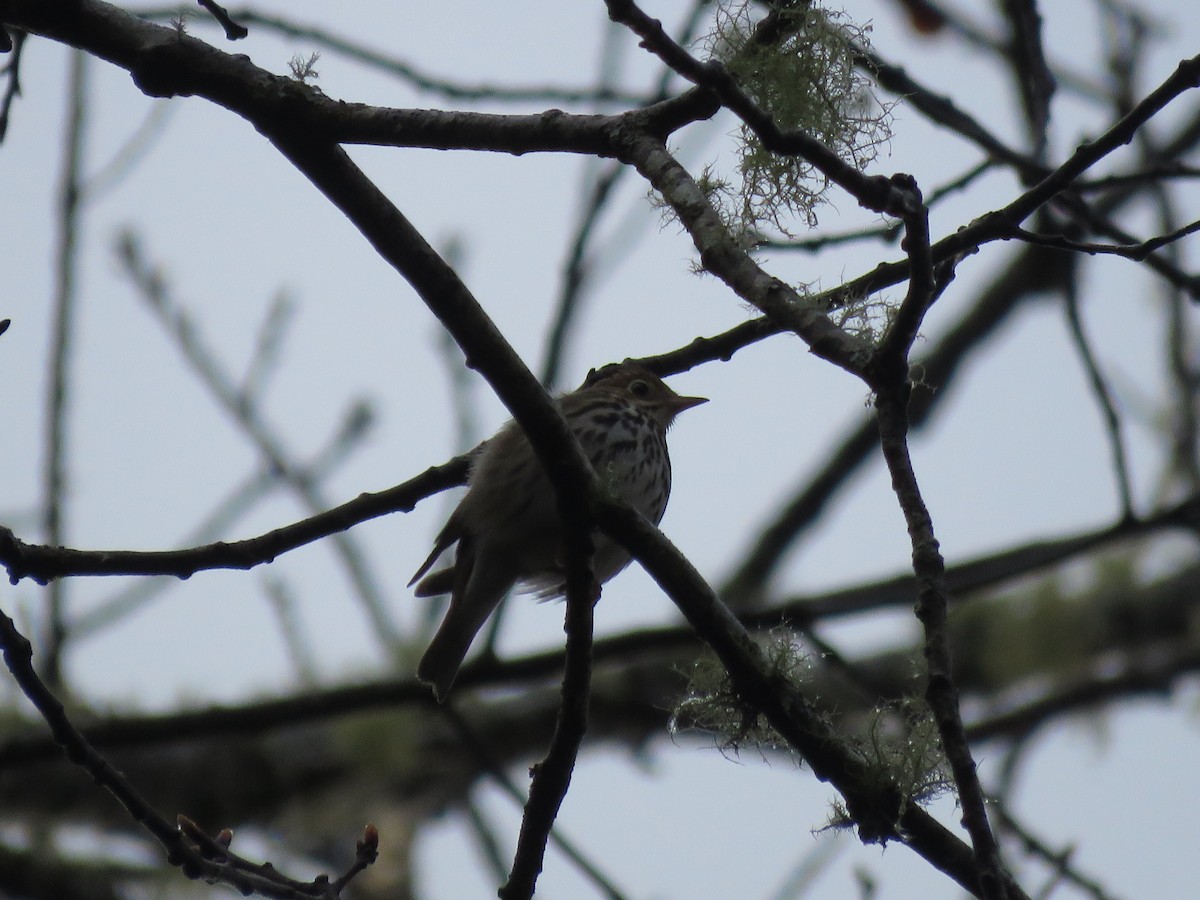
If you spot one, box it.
[0,597,375,898]
[0,455,470,584]
[115,232,404,651]
[193,0,245,41]
[40,47,89,687]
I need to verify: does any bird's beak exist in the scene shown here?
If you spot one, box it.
[670,394,708,414]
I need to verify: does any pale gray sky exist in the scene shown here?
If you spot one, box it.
[3,2,1199,897]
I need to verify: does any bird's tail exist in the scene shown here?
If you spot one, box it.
[417,615,485,703]
[416,537,511,702]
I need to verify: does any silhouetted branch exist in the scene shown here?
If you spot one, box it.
[137,4,653,106]
[3,552,1196,774]
[1010,217,1200,262]
[239,290,296,405]
[1062,278,1135,518]
[115,231,403,652]
[593,498,1031,899]
[41,48,88,687]
[68,396,375,638]
[997,0,1054,155]
[80,98,175,201]
[0,455,469,584]
[0,27,24,142]
[260,124,608,899]
[194,0,246,41]
[966,640,1200,745]
[0,597,375,898]
[540,161,625,391]
[992,803,1120,900]
[870,185,1006,899]
[445,708,629,900]
[607,0,912,217]
[502,495,598,900]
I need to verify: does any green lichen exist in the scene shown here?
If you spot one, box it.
[670,628,816,755]
[707,1,892,235]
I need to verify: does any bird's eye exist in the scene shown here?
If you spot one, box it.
[629,379,650,397]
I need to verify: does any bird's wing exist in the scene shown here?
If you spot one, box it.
[407,512,464,588]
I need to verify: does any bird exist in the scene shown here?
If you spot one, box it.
[408,361,707,701]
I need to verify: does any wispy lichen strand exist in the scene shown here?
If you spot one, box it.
[706,1,892,235]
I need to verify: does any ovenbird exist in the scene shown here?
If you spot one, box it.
[409,361,707,701]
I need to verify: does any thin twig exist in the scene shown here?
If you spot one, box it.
[137,5,649,106]
[1,454,469,584]
[445,708,628,900]
[1009,217,1200,263]
[115,232,404,654]
[761,158,995,253]
[991,804,1122,900]
[540,161,625,391]
[239,290,296,404]
[766,834,845,900]
[41,48,89,688]
[997,0,1054,157]
[1153,186,1200,491]
[0,28,25,142]
[69,397,374,637]
[80,98,175,201]
[194,0,246,40]
[1054,198,1200,299]
[1074,164,1200,191]
[464,799,510,885]
[263,576,320,686]
[0,596,376,898]
[1062,278,1135,519]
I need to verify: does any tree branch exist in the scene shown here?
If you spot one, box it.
[870,192,1007,899]
[606,0,912,217]
[1,455,469,584]
[593,498,1030,899]
[0,595,375,897]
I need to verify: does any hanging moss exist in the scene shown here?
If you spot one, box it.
[707,1,892,236]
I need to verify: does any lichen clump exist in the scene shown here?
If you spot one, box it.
[707,1,891,236]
